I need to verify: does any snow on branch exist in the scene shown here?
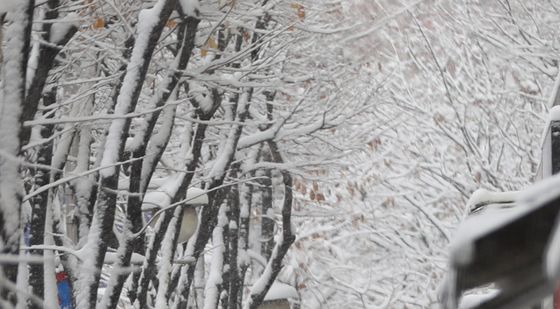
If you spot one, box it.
[245,140,295,309]
[100,1,176,178]
[178,0,201,18]
[0,2,33,283]
[202,205,227,309]
[78,1,179,308]
[49,13,80,45]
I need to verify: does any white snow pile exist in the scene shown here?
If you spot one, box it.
[0,0,20,13]
[549,105,560,122]
[186,188,208,205]
[458,290,499,309]
[264,282,298,301]
[141,175,208,211]
[450,204,526,266]
[141,175,205,245]
[466,188,518,214]
[179,0,200,17]
[49,13,80,44]
[451,186,543,267]
[451,174,560,268]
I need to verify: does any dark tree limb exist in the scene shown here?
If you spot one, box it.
[77,2,178,308]
[28,86,57,308]
[102,15,200,309]
[20,0,77,148]
[246,140,295,309]
[0,1,34,304]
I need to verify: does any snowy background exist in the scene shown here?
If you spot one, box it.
[0,0,559,308]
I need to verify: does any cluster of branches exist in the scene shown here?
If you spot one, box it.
[0,0,348,308]
[287,0,560,308]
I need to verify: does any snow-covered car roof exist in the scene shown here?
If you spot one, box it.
[444,176,560,309]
